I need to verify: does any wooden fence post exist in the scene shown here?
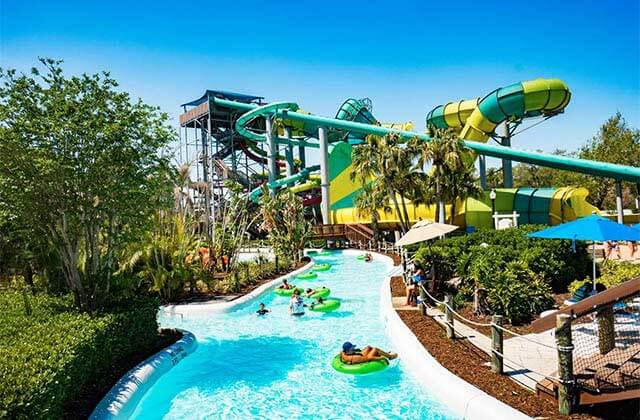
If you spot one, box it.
[491,315,504,374]
[419,282,427,317]
[444,294,454,339]
[556,313,575,416]
[596,304,615,354]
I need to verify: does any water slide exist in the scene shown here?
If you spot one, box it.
[218,78,639,227]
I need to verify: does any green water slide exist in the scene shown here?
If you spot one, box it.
[248,165,321,203]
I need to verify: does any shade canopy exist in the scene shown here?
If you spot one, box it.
[528,214,640,242]
[395,220,458,247]
[633,223,640,231]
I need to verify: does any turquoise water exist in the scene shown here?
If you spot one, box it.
[132,251,457,419]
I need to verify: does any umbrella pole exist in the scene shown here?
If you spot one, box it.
[592,242,597,294]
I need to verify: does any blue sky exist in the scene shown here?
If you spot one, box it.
[1,0,638,166]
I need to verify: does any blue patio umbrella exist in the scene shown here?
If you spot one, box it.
[528,214,640,293]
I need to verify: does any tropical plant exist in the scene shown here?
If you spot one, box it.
[259,188,311,264]
[410,128,466,223]
[0,59,175,311]
[354,183,388,240]
[351,134,422,232]
[442,164,484,222]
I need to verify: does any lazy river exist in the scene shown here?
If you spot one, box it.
[131,251,458,419]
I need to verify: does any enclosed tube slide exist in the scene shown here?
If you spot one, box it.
[426,78,571,142]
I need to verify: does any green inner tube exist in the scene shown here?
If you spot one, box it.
[310,298,340,312]
[331,354,389,375]
[317,251,333,256]
[296,272,318,280]
[273,286,302,296]
[307,250,319,254]
[307,287,330,300]
[356,255,366,260]
[312,263,331,272]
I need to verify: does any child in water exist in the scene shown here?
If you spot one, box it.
[256,303,270,316]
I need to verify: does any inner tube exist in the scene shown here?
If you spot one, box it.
[312,263,331,272]
[274,286,302,296]
[296,272,318,280]
[331,354,389,375]
[317,251,333,256]
[310,298,340,312]
[356,255,366,260]
[307,250,319,255]
[307,287,330,299]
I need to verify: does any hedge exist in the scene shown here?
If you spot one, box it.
[0,292,159,419]
[414,226,591,324]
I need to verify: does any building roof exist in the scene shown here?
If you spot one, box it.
[180,90,264,108]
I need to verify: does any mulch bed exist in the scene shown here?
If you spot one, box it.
[455,305,534,337]
[396,310,639,419]
[64,328,182,419]
[390,275,406,298]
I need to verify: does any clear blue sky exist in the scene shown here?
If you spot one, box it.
[1,0,638,167]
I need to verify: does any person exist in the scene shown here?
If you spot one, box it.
[406,264,426,306]
[340,342,397,364]
[256,303,270,316]
[278,279,292,290]
[289,289,305,316]
[309,296,324,309]
[305,288,315,298]
[364,252,372,262]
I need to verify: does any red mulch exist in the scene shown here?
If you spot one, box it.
[396,311,639,419]
[391,275,406,298]
[64,328,182,419]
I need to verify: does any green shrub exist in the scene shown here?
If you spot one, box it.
[486,261,554,325]
[569,260,640,294]
[0,292,159,419]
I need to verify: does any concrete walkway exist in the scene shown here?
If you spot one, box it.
[423,307,557,391]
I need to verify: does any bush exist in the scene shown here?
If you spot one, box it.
[0,292,159,419]
[569,260,640,294]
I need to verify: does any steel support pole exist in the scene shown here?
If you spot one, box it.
[318,126,330,224]
[298,144,306,169]
[500,122,513,188]
[479,155,487,189]
[615,180,624,223]
[265,117,278,194]
[636,183,640,210]
[284,127,294,178]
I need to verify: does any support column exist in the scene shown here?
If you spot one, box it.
[284,127,294,180]
[500,122,513,188]
[479,155,487,189]
[556,314,575,416]
[615,180,624,224]
[201,120,212,240]
[265,117,278,194]
[318,126,330,224]
[635,183,640,210]
[298,144,306,169]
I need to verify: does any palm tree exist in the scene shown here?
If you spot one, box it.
[354,183,388,240]
[411,128,465,223]
[443,166,484,223]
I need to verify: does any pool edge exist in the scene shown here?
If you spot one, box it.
[90,329,197,420]
[377,253,532,420]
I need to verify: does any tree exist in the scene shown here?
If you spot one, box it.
[351,134,418,232]
[354,183,388,240]
[259,188,311,264]
[411,128,465,223]
[0,59,175,311]
[578,113,640,209]
[443,165,484,223]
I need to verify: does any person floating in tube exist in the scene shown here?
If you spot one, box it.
[340,342,397,364]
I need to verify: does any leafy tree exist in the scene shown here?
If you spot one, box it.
[411,128,468,223]
[354,183,388,240]
[351,134,418,232]
[259,188,311,264]
[0,59,175,311]
[443,164,484,223]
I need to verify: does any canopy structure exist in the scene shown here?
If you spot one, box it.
[528,214,640,293]
[395,220,458,247]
